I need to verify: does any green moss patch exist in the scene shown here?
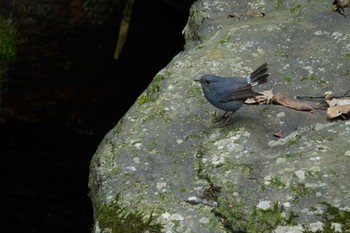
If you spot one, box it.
[95,194,163,233]
[0,17,17,96]
[137,74,165,105]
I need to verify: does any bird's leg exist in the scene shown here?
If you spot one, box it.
[222,112,234,126]
[213,111,229,123]
[214,111,234,126]
[221,111,230,119]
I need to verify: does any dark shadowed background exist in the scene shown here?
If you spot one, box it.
[0,0,189,232]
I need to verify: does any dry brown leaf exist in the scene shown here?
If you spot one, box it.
[271,93,314,111]
[325,97,350,107]
[273,129,283,138]
[327,104,350,119]
[245,89,274,104]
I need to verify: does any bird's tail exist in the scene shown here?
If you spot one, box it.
[248,63,269,86]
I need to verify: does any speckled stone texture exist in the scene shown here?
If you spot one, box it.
[89,0,350,232]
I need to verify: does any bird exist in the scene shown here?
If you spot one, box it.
[197,63,269,125]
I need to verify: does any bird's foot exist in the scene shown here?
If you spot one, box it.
[214,111,234,126]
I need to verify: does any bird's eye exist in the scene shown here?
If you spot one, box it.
[205,80,210,85]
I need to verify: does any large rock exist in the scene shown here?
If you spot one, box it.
[89,0,350,232]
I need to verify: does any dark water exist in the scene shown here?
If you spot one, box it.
[1,1,188,232]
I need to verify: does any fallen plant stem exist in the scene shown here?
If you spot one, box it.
[296,95,350,100]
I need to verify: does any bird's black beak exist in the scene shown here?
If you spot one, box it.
[194,79,200,82]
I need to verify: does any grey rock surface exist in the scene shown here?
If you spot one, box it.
[89,0,350,232]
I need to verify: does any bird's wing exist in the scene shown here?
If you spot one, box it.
[219,84,261,102]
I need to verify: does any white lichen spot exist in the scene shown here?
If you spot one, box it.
[176,139,183,144]
[276,157,286,164]
[210,154,225,165]
[214,133,244,153]
[331,31,343,39]
[345,150,350,157]
[187,196,198,201]
[265,25,279,32]
[309,156,320,161]
[167,85,175,90]
[318,67,325,72]
[156,182,167,190]
[309,221,324,232]
[257,200,271,210]
[316,192,322,197]
[169,213,184,221]
[276,112,285,118]
[311,206,323,215]
[94,221,102,233]
[161,212,171,219]
[295,170,305,181]
[257,48,264,54]
[273,225,304,233]
[247,1,265,10]
[264,175,272,185]
[303,65,314,75]
[134,142,142,149]
[314,30,323,36]
[310,166,320,173]
[283,202,291,208]
[242,131,250,137]
[199,217,210,224]
[340,206,350,211]
[133,157,140,164]
[305,182,326,188]
[282,64,290,70]
[209,132,221,141]
[126,166,136,171]
[331,223,342,232]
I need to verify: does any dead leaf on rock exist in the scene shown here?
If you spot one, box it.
[327,104,350,119]
[273,129,283,138]
[245,89,274,105]
[272,93,314,111]
[325,97,350,107]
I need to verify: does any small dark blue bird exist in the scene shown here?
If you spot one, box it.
[197,63,269,125]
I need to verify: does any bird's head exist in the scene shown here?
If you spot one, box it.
[196,74,221,90]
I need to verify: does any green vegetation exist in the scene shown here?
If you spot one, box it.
[274,49,289,59]
[246,202,298,232]
[319,202,350,232]
[270,0,285,10]
[282,76,293,83]
[319,134,334,142]
[289,183,314,203]
[344,53,350,58]
[0,17,17,101]
[269,177,287,190]
[303,202,350,232]
[218,199,298,232]
[286,136,300,148]
[301,75,327,87]
[218,34,231,44]
[95,194,163,233]
[290,4,302,15]
[137,74,165,105]
[259,106,269,113]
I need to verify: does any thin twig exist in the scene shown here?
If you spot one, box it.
[344,90,350,96]
[296,94,350,100]
[296,96,325,100]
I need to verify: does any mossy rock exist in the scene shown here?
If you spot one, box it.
[0,17,17,95]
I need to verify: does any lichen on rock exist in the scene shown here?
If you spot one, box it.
[89,0,350,232]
